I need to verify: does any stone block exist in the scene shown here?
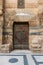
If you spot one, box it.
[0,35,2,44]
[5,0,17,8]
[25,3,38,8]
[0,10,2,15]
[39,0,43,4]
[0,43,13,53]
[29,28,39,35]
[0,16,3,28]
[29,35,43,48]
[0,0,3,9]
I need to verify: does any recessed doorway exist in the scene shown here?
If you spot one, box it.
[13,22,29,50]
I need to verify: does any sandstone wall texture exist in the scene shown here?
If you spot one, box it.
[0,0,43,53]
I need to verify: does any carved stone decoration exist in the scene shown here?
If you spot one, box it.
[18,0,25,8]
[5,10,16,27]
[5,10,16,21]
[39,12,43,25]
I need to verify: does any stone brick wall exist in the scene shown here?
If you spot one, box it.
[0,0,43,53]
[0,0,3,52]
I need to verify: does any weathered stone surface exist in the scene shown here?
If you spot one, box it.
[0,0,3,9]
[39,0,43,4]
[0,16,3,26]
[0,16,3,45]
[0,10,2,15]
[0,43,13,53]
[0,35,2,44]
[5,0,17,8]
[29,35,43,51]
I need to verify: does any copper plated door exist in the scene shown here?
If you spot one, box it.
[13,22,29,50]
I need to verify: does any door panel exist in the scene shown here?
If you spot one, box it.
[13,22,29,50]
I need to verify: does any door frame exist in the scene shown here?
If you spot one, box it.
[13,21,29,50]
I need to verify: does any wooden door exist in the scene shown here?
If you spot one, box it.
[13,22,29,50]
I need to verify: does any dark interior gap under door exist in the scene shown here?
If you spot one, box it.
[13,22,29,50]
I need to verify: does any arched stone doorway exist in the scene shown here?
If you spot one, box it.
[13,22,29,50]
